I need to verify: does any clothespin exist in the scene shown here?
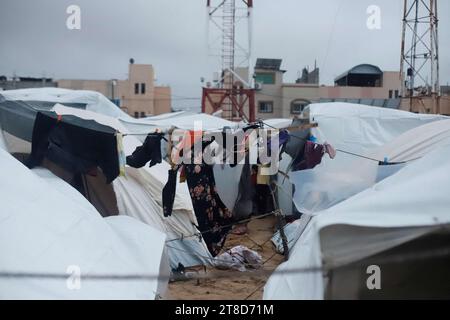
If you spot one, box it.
[308,135,317,143]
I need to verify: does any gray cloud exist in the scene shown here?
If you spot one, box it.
[0,0,449,111]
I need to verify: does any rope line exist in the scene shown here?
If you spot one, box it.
[260,119,420,164]
[165,210,278,243]
[2,245,450,282]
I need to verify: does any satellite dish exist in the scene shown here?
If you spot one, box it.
[129,58,135,64]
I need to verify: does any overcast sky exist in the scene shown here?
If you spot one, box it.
[1,0,449,110]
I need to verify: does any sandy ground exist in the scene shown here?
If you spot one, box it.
[167,215,285,300]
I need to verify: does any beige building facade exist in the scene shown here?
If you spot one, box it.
[57,63,171,117]
[253,62,405,119]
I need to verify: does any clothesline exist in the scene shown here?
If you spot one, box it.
[121,120,417,165]
[1,243,449,282]
[165,210,279,243]
[259,119,418,165]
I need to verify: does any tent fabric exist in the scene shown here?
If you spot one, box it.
[0,100,212,268]
[114,166,212,267]
[1,91,242,212]
[0,88,238,132]
[264,143,450,300]
[27,111,120,183]
[0,88,134,121]
[372,118,450,162]
[0,148,168,299]
[290,103,448,215]
[141,113,238,131]
[51,105,213,268]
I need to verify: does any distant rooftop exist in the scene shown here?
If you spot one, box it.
[441,85,450,95]
[335,64,383,82]
[255,58,283,71]
[335,64,383,87]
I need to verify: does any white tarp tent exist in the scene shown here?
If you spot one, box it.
[0,88,135,121]
[272,117,450,256]
[0,88,239,132]
[290,102,447,215]
[264,142,450,300]
[50,104,213,268]
[0,88,250,214]
[0,147,169,299]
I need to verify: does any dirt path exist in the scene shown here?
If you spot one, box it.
[167,215,285,300]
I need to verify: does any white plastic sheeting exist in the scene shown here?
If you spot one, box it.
[264,143,450,300]
[372,118,450,162]
[1,88,134,120]
[0,148,168,299]
[1,88,238,132]
[290,103,447,214]
[142,112,238,131]
[51,105,213,268]
[213,164,244,211]
[52,103,242,228]
[271,214,312,254]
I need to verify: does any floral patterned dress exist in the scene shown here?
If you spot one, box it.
[184,163,233,256]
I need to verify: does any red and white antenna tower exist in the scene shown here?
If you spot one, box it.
[202,0,255,122]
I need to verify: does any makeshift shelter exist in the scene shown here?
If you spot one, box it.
[264,142,450,299]
[289,102,447,215]
[273,110,450,254]
[0,89,250,268]
[0,96,215,268]
[0,87,239,133]
[0,146,169,299]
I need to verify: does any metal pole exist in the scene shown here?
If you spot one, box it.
[400,0,407,97]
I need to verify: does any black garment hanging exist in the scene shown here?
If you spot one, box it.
[126,133,164,168]
[162,137,217,218]
[184,163,233,256]
[26,111,119,183]
[162,167,179,217]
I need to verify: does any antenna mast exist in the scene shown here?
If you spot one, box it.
[400,0,440,112]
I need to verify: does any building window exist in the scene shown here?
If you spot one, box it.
[258,101,273,113]
[290,99,310,114]
[140,111,146,118]
[134,111,139,118]
[254,72,275,85]
[395,90,399,98]
[389,90,393,99]
[141,83,146,94]
[134,83,139,94]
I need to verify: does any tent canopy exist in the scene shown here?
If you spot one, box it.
[0,147,169,299]
[264,141,450,300]
[289,102,448,215]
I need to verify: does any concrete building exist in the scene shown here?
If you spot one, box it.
[0,76,57,90]
[253,60,405,119]
[296,65,319,85]
[57,62,171,117]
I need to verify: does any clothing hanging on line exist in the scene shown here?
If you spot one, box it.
[184,163,233,257]
[293,140,336,171]
[323,142,336,159]
[162,167,179,217]
[268,129,290,153]
[126,133,164,168]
